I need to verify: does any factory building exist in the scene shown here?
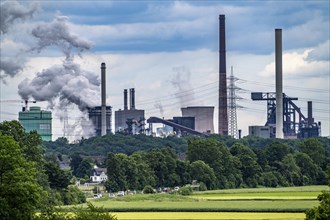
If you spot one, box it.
[170,117,195,135]
[18,106,52,141]
[249,125,275,139]
[88,106,112,136]
[115,88,145,134]
[181,106,214,133]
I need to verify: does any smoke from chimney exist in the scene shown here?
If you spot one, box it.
[171,66,195,107]
[0,1,39,81]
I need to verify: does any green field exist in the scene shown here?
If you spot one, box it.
[63,185,328,220]
[113,212,305,220]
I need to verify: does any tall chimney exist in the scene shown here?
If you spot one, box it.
[130,88,135,110]
[307,101,314,126]
[124,89,128,110]
[275,29,283,138]
[101,63,106,136]
[218,14,228,135]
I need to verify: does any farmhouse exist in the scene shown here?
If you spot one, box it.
[90,167,108,183]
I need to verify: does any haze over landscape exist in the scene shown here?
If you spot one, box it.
[1,0,329,140]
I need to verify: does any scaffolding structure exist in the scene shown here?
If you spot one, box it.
[227,66,241,138]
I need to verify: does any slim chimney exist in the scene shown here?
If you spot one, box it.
[307,101,314,126]
[218,14,228,135]
[275,29,283,138]
[130,88,135,110]
[101,63,106,136]
[124,89,128,110]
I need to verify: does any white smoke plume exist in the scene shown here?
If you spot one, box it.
[18,59,100,111]
[154,102,164,117]
[19,14,98,111]
[0,0,39,34]
[31,16,93,59]
[171,66,195,107]
[0,1,38,80]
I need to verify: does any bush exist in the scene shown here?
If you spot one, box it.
[143,185,155,194]
[34,202,117,220]
[199,182,207,191]
[178,186,193,195]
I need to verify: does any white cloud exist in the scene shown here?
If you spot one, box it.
[259,49,329,78]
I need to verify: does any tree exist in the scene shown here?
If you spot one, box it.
[265,142,290,167]
[44,161,70,190]
[299,138,326,167]
[105,153,127,192]
[0,134,44,220]
[187,138,242,189]
[75,159,92,178]
[305,167,330,220]
[70,153,83,176]
[230,143,261,187]
[189,160,217,190]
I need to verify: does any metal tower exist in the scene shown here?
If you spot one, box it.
[228,66,240,138]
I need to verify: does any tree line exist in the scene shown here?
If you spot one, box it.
[103,137,329,192]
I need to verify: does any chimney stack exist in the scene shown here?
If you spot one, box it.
[218,14,228,135]
[275,29,283,138]
[307,101,314,126]
[101,63,106,136]
[130,88,135,110]
[124,89,128,110]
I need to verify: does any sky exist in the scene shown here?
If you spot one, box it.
[0,0,329,141]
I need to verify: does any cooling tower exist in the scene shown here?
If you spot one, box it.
[181,106,214,133]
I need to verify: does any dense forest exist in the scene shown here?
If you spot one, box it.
[43,128,330,191]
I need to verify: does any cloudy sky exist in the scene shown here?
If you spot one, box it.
[0,0,329,140]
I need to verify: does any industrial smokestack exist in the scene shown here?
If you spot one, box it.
[124,89,128,110]
[130,88,135,110]
[275,29,283,138]
[218,14,228,135]
[101,62,106,136]
[307,101,314,126]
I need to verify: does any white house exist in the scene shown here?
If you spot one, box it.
[90,167,108,183]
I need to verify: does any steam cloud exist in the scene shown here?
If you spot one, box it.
[31,16,93,59]
[18,14,98,111]
[18,60,100,111]
[0,1,39,80]
[154,102,164,116]
[0,0,39,34]
[17,13,99,139]
[171,66,195,107]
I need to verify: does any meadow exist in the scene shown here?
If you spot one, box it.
[68,185,328,220]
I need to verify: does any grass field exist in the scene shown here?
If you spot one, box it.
[112,212,305,220]
[63,185,328,220]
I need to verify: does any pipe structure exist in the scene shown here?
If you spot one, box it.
[101,63,106,136]
[124,89,128,110]
[275,29,283,138]
[218,14,228,135]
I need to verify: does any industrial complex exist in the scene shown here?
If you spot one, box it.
[14,14,321,141]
